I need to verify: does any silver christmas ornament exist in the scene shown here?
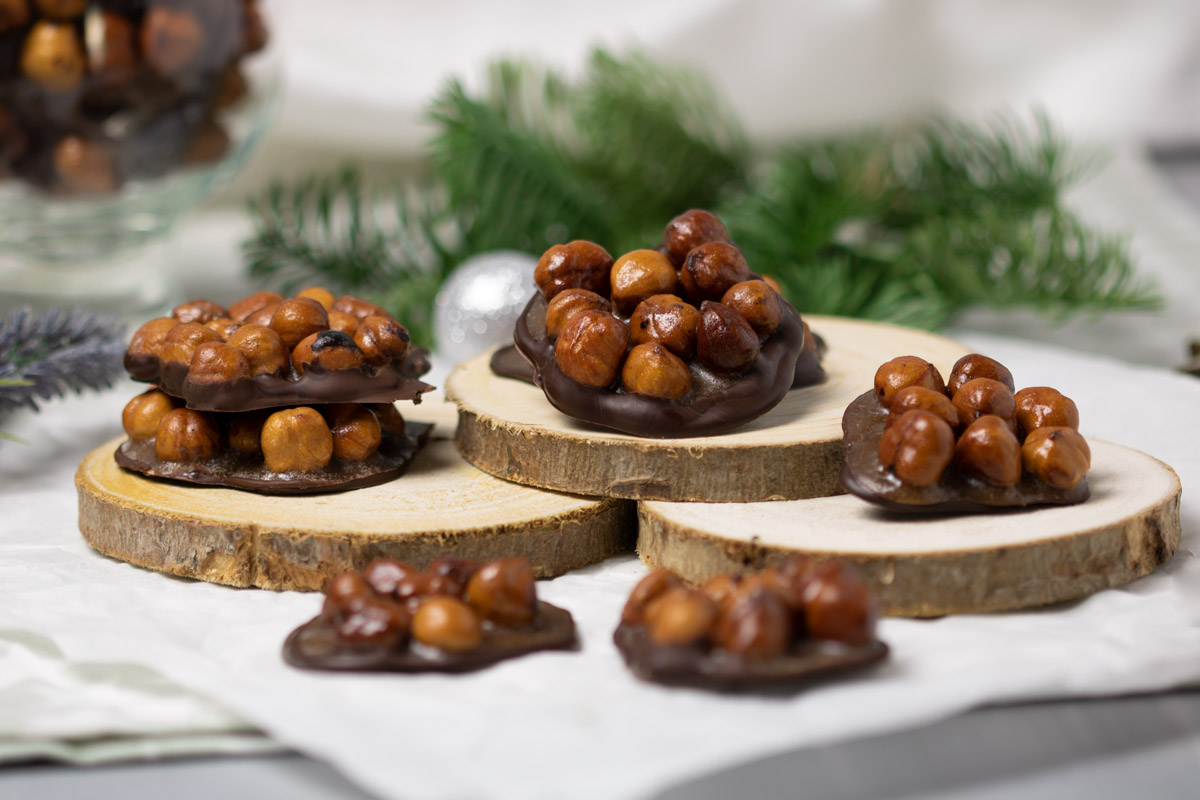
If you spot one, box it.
[433,250,538,368]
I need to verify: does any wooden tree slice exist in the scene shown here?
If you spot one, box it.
[638,440,1181,617]
[447,316,969,502]
[76,397,634,592]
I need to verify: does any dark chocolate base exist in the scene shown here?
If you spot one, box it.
[613,624,888,691]
[512,293,816,438]
[840,390,1090,513]
[283,601,578,673]
[489,344,536,383]
[115,421,434,495]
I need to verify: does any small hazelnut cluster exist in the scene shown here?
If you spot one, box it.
[873,353,1091,490]
[320,557,540,654]
[621,556,878,658]
[0,0,266,193]
[538,209,787,400]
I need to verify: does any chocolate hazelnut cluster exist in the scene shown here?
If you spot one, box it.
[614,557,888,688]
[0,0,266,193]
[841,353,1092,512]
[283,557,578,673]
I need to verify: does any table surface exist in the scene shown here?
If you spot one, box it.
[2,150,1198,800]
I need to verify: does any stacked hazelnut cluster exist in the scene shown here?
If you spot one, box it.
[615,557,886,686]
[0,0,266,193]
[116,287,433,492]
[284,557,578,672]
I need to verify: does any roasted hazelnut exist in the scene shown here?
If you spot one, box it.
[609,249,681,316]
[1014,387,1080,437]
[21,20,85,92]
[85,10,137,85]
[324,403,381,461]
[743,566,805,612]
[188,341,250,385]
[225,325,287,377]
[426,557,482,598]
[213,62,248,110]
[155,408,220,462]
[466,557,537,627]
[0,0,29,34]
[331,295,389,321]
[955,416,1022,486]
[887,385,959,430]
[34,0,84,18]
[172,299,228,326]
[952,378,1016,428]
[363,559,423,598]
[354,315,411,367]
[621,569,682,625]
[126,317,179,362]
[720,280,781,336]
[121,390,176,441]
[878,409,955,487]
[369,403,406,436]
[182,119,230,165]
[947,353,1015,396]
[327,310,360,337]
[159,322,220,367]
[545,289,612,340]
[760,274,784,296]
[140,6,203,77]
[53,136,116,194]
[874,356,946,406]
[662,209,731,266]
[228,410,267,455]
[621,342,691,399]
[296,286,335,310]
[228,291,283,323]
[554,310,629,387]
[681,242,751,303]
[801,561,877,645]
[334,596,409,649]
[712,588,791,659]
[696,301,760,373]
[242,0,268,54]
[293,331,365,375]
[534,240,614,300]
[1022,427,1091,489]
[700,573,743,612]
[629,294,700,359]
[321,572,372,621]
[270,297,329,351]
[392,573,433,612]
[243,303,280,328]
[411,596,483,653]
[205,318,240,340]
[260,407,333,473]
[644,587,718,647]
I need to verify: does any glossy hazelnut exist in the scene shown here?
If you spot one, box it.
[0,0,29,33]
[53,136,117,194]
[662,209,731,266]
[296,286,335,310]
[712,588,791,659]
[1014,387,1080,437]
[874,356,946,406]
[466,557,537,627]
[327,310,360,337]
[324,403,381,461]
[534,240,614,300]
[172,299,228,326]
[369,403,406,436]
[878,409,955,487]
[293,331,365,375]
[644,587,718,647]
[955,415,1021,486]
[140,6,203,77]
[621,569,682,625]
[321,572,372,621]
[621,342,691,399]
[411,596,484,653]
[126,317,179,362]
[260,407,333,473]
[121,390,176,441]
[334,596,409,649]
[331,295,389,321]
[354,316,411,367]
[392,573,433,612]
[743,565,807,613]
[228,411,267,455]
[205,318,240,340]
[696,301,760,373]
[225,325,287,377]
[182,119,230,166]
[554,310,629,387]
[887,385,959,430]
[952,378,1016,428]
[243,303,280,328]
[270,297,329,351]
[363,560,423,598]
[34,0,84,18]
[159,323,220,367]
[188,342,250,385]
[155,408,220,462]
[760,274,784,296]
[700,573,743,612]
[85,10,137,84]
[214,61,249,107]
[801,561,877,645]
[629,294,700,359]
[947,353,1015,396]
[21,20,85,92]
[609,249,681,316]
[720,280,781,336]
[1022,427,1091,489]
[426,558,482,599]
[545,289,612,339]
[228,291,283,323]
[242,1,268,54]
[681,242,751,303]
